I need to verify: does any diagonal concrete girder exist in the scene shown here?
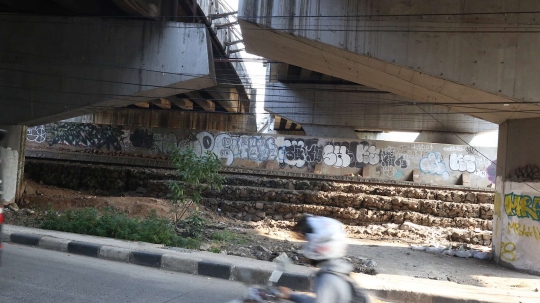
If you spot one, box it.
[265,82,498,133]
[0,15,216,126]
[239,0,540,124]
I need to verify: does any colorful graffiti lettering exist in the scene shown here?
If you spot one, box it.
[504,193,540,221]
[507,222,540,240]
[499,242,517,262]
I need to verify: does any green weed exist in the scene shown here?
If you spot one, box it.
[40,207,200,249]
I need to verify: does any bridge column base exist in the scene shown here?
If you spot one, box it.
[494,118,540,275]
[0,125,26,206]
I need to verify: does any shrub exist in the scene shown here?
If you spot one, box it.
[168,146,224,221]
[40,207,200,249]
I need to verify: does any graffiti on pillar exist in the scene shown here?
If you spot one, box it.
[499,242,517,262]
[26,126,47,143]
[508,164,540,182]
[503,193,540,222]
[507,222,540,240]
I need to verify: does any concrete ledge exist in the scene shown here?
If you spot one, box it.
[162,254,199,274]
[68,241,100,257]
[39,236,70,252]
[130,251,162,268]
[276,273,312,291]
[0,230,12,242]
[232,266,272,285]
[10,233,42,246]
[99,245,131,263]
[198,261,232,279]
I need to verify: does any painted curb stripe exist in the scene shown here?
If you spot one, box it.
[276,273,312,291]
[10,233,42,246]
[198,261,232,279]
[67,241,100,257]
[130,251,162,268]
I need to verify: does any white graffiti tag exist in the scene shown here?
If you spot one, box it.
[323,145,351,168]
[420,152,449,179]
[356,144,380,165]
[26,126,46,143]
[449,153,476,173]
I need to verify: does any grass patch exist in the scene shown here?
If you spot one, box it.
[208,247,221,253]
[40,207,200,249]
[211,230,248,244]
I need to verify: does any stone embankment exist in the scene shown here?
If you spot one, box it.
[24,159,495,246]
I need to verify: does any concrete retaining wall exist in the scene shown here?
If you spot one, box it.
[26,122,497,187]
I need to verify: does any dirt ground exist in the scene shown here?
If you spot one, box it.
[5,180,540,293]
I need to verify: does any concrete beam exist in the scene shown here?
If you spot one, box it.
[0,15,215,125]
[151,98,172,110]
[110,0,161,17]
[264,82,497,133]
[302,125,357,139]
[202,87,240,113]
[169,98,193,110]
[134,102,150,108]
[415,131,475,145]
[62,108,257,132]
[239,0,540,124]
[185,91,216,111]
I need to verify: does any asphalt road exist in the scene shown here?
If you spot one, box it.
[0,243,247,303]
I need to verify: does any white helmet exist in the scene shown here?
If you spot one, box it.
[297,216,348,260]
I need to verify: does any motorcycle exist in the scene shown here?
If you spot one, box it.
[226,257,290,303]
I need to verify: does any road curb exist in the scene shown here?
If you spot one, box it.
[3,232,313,291]
[4,229,537,303]
[10,233,42,246]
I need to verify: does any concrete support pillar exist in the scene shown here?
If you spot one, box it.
[415,131,475,145]
[493,118,540,275]
[0,125,26,206]
[303,125,357,139]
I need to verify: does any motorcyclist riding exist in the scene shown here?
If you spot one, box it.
[279,215,374,303]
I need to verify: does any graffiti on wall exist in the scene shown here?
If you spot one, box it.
[504,193,540,222]
[43,123,126,151]
[190,132,279,166]
[275,139,383,169]
[419,152,449,179]
[486,160,497,183]
[25,123,497,187]
[449,153,476,173]
[26,126,47,143]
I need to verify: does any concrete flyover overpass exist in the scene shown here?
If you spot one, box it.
[0,0,256,221]
[239,0,540,275]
